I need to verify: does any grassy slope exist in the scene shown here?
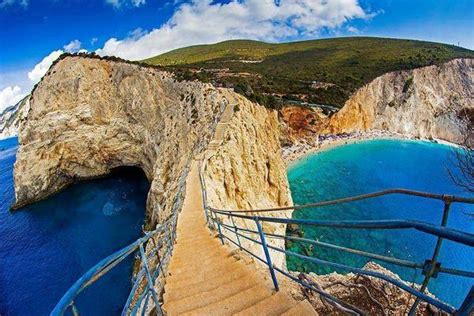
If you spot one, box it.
[144,37,474,108]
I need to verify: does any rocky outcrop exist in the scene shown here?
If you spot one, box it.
[326,58,474,144]
[292,262,441,315]
[0,96,30,140]
[12,56,231,227]
[13,55,293,245]
[280,105,326,142]
[202,94,293,269]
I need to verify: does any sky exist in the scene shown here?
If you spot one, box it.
[0,0,473,112]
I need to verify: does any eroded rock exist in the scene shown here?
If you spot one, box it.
[202,93,293,269]
[13,56,229,227]
[326,58,474,144]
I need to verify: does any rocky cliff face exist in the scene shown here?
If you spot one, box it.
[12,56,230,227]
[202,94,293,269]
[13,55,293,243]
[0,96,30,140]
[326,58,473,144]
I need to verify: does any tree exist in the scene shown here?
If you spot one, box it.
[448,112,474,194]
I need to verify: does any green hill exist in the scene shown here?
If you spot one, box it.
[144,37,474,109]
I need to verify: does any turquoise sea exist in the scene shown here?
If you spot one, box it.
[0,137,149,315]
[287,139,473,308]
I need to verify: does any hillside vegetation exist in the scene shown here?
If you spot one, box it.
[144,37,474,108]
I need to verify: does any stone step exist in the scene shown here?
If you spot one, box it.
[180,284,273,316]
[163,271,248,302]
[165,264,250,292]
[168,254,233,274]
[174,233,216,244]
[175,232,213,241]
[163,274,259,314]
[233,291,297,316]
[170,245,223,259]
[172,239,221,252]
[166,259,243,285]
[160,160,317,316]
[168,256,238,278]
[281,300,318,316]
[168,247,226,263]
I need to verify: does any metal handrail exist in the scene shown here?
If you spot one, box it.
[202,173,474,315]
[217,221,474,278]
[50,164,474,315]
[51,213,178,316]
[213,211,474,247]
[208,188,474,213]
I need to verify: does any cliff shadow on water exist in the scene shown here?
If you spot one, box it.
[0,137,150,316]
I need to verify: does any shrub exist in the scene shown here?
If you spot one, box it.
[403,77,413,93]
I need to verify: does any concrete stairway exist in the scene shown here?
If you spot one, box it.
[162,162,317,315]
[207,98,235,151]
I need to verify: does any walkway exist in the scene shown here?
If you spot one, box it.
[162,162,317,315]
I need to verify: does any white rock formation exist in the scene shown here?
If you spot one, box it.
[0,96,30,140]
[326,58,473,145]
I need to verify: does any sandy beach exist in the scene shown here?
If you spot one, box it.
[282,129,460,166]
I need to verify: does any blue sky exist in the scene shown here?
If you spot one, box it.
[0,0,473,111]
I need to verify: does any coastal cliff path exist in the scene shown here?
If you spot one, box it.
[162,162,317,315]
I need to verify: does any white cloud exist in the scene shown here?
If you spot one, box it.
[0,0,28,9]
[105,0,120,7]
[27,50,63,83]
[63,40,82,53]
[347,26,360,34]
[97,0,372,60]
[105,0,146,8]
[131,0,145,7]
[0,86,25,113]
[1,39,89,112]
[1,40,84,111]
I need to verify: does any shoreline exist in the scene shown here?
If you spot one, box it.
[281,130,462,312]
[283,130,461,167]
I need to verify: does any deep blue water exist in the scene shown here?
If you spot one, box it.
[287,139,473,308]
[0,137,149,315]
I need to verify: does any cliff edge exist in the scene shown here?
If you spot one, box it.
[202,93,292,268]
[326,58,473,144]
[12,56,229,227]
[12,55,292,238]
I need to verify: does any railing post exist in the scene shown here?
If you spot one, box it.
[70,302,79,316]
[255,217,279,291]
[198,162,212,228]
[216,216,225,245]
[208,208,217,231]
[139,244,163,316]
[408,198,451,315]
[141,293,150,316]
[230,215,242,249]
[204,206,210,225]
[149,237,165,276]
